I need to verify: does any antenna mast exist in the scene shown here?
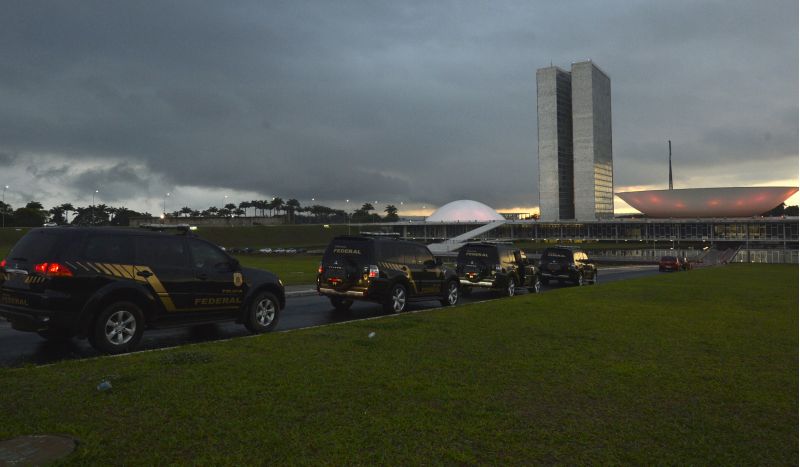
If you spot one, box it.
[668,140,673,190]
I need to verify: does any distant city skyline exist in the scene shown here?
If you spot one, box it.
[0,1,796,216]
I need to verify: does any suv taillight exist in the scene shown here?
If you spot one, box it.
[0,259,5,269]
[368,265,379,278]
[33,262,73,277]
[318,262,324,274]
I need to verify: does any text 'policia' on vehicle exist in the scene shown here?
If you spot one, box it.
[316,233,460,313]
[0,225,285,354]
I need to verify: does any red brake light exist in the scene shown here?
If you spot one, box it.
[368,265,379,278]
[318,262,324,274]
[0,259,5,268]
[33,262,73,277]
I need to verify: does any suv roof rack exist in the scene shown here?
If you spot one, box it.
[139,224,198,235]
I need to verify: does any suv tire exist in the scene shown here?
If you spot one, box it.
[504,277,516,297]
[329,297,353,312]
[245,292,280,333]
[528,275,542,294]
[440,280,459,307]
[384,283,407,313]
[89,301,145,354]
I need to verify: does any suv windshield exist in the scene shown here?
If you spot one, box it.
[542,248,572,263]
[458,245,499,267]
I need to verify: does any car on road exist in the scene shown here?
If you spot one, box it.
[539,246,598,286]
[659,255,683,272]
[0,225,285,354]
[456,242,541,296]
[316,234,460,313]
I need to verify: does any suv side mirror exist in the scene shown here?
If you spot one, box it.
[424,259,437,269]
[435,258,443,267]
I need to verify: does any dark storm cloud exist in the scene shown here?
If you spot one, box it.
[0,152,17,166]
[0,0,796,211]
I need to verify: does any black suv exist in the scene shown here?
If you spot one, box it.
[0,226,285,354]
[539,246,598,286]
[317,235,460,313]
[456,243,541,297]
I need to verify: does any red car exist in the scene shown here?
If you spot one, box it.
[659,256,682,272]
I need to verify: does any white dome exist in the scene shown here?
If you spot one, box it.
[426,200,504,222]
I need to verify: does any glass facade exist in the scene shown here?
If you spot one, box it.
[556,71,574,220]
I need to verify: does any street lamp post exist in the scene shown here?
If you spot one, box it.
[346,199,350,234]
[1,185,8,229]
[92,189,99,225]
[163,192,171,218]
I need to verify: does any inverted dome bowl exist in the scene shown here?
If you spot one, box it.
[616,187,798,218]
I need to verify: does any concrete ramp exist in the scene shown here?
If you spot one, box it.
[427,220,507,254]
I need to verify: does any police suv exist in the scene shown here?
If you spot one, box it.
[0,225,285,354]
[317,234,460,313]
[456,242,541,297]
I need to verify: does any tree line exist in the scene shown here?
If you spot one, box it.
[0,199,400,227]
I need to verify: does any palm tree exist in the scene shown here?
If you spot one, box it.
[239,201,252,217]
[59,203,75,224]
[271,197,284,217]
[286,198,301,223]
[384,204,399,222]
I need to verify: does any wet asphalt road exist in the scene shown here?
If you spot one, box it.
[0,265,658,368]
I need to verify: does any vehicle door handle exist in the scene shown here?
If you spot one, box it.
[136,270,153,278]
[196,272,208,280]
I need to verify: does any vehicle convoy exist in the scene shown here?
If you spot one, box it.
[456,242,541,296]
[0,226,285,354]
[316,234,460,313]
[539,246,598,286]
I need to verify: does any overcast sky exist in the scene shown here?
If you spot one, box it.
[0,0,797,215]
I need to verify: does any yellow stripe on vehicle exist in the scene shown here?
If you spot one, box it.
[109,264,132,279]
[120,264,137,279]
[134,266,176,312]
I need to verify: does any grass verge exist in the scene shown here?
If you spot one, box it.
[0,264,796,464]
[235,254,320,286]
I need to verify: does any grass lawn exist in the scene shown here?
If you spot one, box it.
[0,264,796,464]
[235,254,321,286]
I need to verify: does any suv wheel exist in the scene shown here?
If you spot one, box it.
[528,275,542,294]
[90,301,145,354]
[505,277,516,297]
[384,283,407,313]
[440,280,459,307]
[245,292,280,333]
[329,297,353,312]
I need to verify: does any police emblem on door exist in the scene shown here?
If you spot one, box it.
[233,272,243,287]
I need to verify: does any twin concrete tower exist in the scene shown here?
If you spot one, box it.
[537,61,613,221]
